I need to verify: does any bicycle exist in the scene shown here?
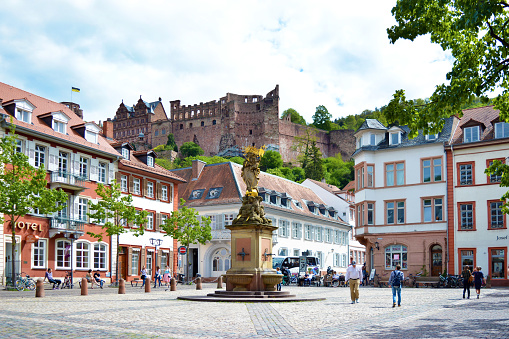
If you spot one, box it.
[15,272,36,291]
[61,271,74,289]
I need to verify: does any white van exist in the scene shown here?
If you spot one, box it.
[272,256,320,275]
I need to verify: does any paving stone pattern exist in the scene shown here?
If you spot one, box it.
[0,285,507,338]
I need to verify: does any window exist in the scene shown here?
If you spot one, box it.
[146,252,153,276]
[495,122,509,138]
[154,130,159,136]
[133,178,141,195]
[333,230,340,244]
[387,201,405,224]
[58,151,68,174]
[147,212,154,230]
[292,222,301,239]
[490,248,506,279]
[16,108,31,123]
[147,182,154,198]
[423,198,443,222]
[121,175,128,192]
[224,214,234,226]
[385,162,404,186]
[56,240,71,269]
[487,159,503,183]
[463,126,480,143]
[278,220,289,237]
[334,253,340,267]
[370,134,376,145]
[147,156,154,167]
[422,157,442,182]
[385,245,408,269]
[161,185,168,200]
[78,198,87,221]
[459,202,475,230]
[131,251,139,275]
[32,239,46,268]
[489,201,505,229]
[460,249,475,269]
[390,132,400,145]
[57,200,68,219]
[367,203,374,225]
[367,165,374,187]
[80,157,88,179]
[54,120,66,134]
[315,226,323,242]
[426,133,438,141]
[35,145,45,168]
[94,243,107,269]
[458,163,474,185]
[85,130,98,144]
[304,225,312,240]
[278,248,288,256]
[324,228,332,243]
[122,148,129,159]
[98,162,107,183]
[76,242,90,269]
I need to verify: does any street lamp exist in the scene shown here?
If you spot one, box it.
[63,232,75,288]
[149,238,163,275]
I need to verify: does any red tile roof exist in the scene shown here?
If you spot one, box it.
[450,106,501,144]
[0,82,119,157]
[342,180,355,192]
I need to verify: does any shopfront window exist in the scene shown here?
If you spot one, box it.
[460,250,474,268]
[56,240,71,269]
[385,245,408,269]
[161,253,168,272]
[131,251,139,275]
[146,252,153,276]
[491,249,506,279]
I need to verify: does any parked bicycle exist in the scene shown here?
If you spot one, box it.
[61,271,74,289]
[15,272,36,291]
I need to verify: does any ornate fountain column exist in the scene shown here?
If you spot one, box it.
[225,146,282,291]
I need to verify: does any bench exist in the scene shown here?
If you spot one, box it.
[131,279,143,287]
[415,276,440,288]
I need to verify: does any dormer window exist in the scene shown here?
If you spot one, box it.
[426,133,438,141]
[270,195,277,205]
[147,156,154,167]
[464,126,480,143]
[85,130,98,144]
[370,134,376,145]
[357,136,363,148]
[281,197,287,208]
[389,132,400,145]
[16,108,31,123]
[495,122,509,139]
[54,120,66,134]
[122,148,130,159]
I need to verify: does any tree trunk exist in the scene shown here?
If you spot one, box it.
[116,233,120,286]
[10,222,16,287]
[186,244,190,284]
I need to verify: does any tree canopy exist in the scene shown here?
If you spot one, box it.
[385,0,509,137]
[312,105,333,131]
[179,142,204,158]
[259,150,283,171]
[281,108,307,125]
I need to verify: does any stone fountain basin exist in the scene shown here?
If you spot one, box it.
[262,274,283,291]
[226,274,254,291]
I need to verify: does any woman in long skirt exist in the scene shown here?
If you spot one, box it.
[472,266,485,299]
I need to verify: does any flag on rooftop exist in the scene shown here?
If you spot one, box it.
[72,87,80,93]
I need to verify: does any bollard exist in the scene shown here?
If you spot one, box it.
[81,277,88,296]
[196,277,202,290]
[170,278,177,291]
[118,279,126,294]
[217,276,223,289]
[35,278,45,298]
[145,278,151,293]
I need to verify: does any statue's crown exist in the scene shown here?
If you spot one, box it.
[243,145,266,157]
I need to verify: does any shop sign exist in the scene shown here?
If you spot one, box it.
[15,221,43,232]
[26,234,39,243]
[497,235,508,241]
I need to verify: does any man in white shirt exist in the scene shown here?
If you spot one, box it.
[345,261,363,304]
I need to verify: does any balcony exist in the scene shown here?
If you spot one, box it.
[211,229,231,241]
[49,171,87,192]
[49,217,85,238]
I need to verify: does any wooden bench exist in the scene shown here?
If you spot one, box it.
[130,279,143,287]
[415,276,440,288]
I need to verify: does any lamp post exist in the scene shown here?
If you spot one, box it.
[63,232,75,288]
[149,238,163,276]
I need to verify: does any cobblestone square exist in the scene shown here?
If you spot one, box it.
[0,284,507,338]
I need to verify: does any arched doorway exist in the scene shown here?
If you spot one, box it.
[430,244,442,276]
[211,247,231,277]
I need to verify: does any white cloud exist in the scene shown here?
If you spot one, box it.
[0,0,452,125]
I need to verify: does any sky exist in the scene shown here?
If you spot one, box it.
[0,0,452,125]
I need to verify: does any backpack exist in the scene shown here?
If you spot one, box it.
[392,271,402,287]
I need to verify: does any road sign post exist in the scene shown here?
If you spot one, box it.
[178,246,187,255]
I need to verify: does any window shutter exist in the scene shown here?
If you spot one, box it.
[143,179,148,197]
[156,182,162,200]
[140,250,146,272]
[169,250,174,271]
[48,147,59,171]
[90,158,99,182]
[129,175,134,193]
[127,247,133,276]
[109,167,114,184]
[115,172,121,183]
[27,141,35,166]
[155,213,161,231]
[299,224,302,239]
[157,249,162,267]
[169,185,173,202]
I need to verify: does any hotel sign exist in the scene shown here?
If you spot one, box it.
[14,221,43,232]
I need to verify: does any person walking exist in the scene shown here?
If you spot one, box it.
[345,261,363,304]
[389,265,404,307]
[362,263,368,286]
[140,266,148,288]
[153,266,162,288]
[472,266,485,299]
[276,267,282,291]
[461,265,472,299]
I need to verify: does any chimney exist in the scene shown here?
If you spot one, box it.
[192,159,206,181]
[103,119,114,139]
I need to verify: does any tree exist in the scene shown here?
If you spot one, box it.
[0,123,68,286]
[304,140,325,181]
[312,105,332,131]
[180,142,204,158]
[385,1,509,137]
[166,133,178,152]
[259,150,283,171]
[293,128,318,170]
[281,108,307,125]
[323,155,354,189]
[88,180,149,284]
[160,198,212,283]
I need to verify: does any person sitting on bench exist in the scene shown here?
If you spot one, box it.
[44,268,61,289]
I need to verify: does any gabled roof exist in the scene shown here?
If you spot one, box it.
[342,180,355,192]
[450,105,502,145]
[0,81,119,157]
[355,119,387,134]
[304,178,342,195]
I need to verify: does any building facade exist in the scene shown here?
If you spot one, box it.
[171,160,353,279]
[353,118,458,278]
[447,106,509,286]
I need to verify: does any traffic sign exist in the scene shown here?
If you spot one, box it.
[299,256,307,274]
[178,246,187,255]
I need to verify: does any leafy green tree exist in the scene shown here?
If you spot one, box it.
[155,158,175,170]
[166,133,178,152]
[153,144,173,152]
[323,155,354,189]
[312,105,332,131]
[228,156,245,165]
[486,160,509,214]
[291,167,306,183]
[260,150,283,171]
[281,108,307,125]
[160,198,212,282]
[0,123,68,286]
[180,142,204,158]
[293,128,318,170]
[385,0,509,136]
[304,140,325,181]
[88,180,149,284]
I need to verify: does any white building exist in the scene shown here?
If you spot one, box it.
[171,160,353,279]
[446,106,509,286]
